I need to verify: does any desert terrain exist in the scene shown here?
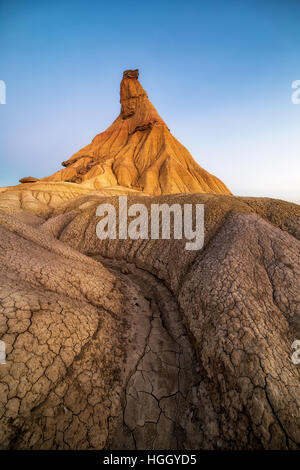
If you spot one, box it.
[0,70,299,449]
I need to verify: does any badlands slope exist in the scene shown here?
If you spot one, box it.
[0,71,299,450]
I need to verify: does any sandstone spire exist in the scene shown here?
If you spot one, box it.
[41,69,231,195]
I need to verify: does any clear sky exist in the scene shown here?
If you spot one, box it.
[0,0,299,203]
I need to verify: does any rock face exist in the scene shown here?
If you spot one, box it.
[0,70,299,450]
[41,70,230,195]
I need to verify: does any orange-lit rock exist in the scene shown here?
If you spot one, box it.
[41,70,231,195]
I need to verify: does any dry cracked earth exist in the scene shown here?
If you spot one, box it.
[0,193,299,450]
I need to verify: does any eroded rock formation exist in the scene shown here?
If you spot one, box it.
[0,70,230,218]
[40,69,231,195]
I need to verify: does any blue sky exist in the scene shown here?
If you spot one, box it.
[0,0,299,202]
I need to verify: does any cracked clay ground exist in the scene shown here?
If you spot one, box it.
[0,193,299,449]
[98,257,199,450]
